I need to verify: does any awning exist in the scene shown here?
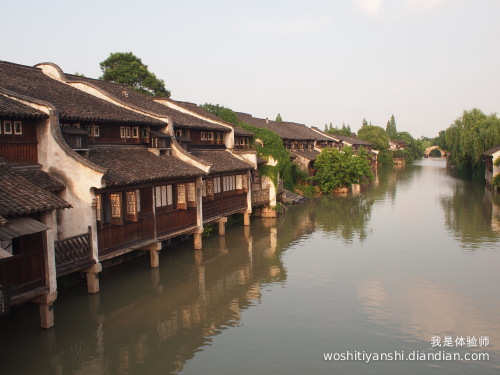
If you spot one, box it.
[61,127,90,135]
[0,217,51,241]
[149,130,172,138]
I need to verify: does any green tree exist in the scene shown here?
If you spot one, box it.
[99,52,170,97]
[386,114,397,139]
[314,147,373,192]
[276,113,283,122]
[357,124,389,150]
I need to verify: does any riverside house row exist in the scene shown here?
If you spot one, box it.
[0,60,276,328]
[235,113,378,175]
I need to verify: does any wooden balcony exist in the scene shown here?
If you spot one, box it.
[55,231,95,277]
[251,188,270,206]
[97,214,155,257]
[156,208,197,239]
[0,250,46,306]
[203,193,247,222]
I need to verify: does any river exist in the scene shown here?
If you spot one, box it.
[0,158,499,375]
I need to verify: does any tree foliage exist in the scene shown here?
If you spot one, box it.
[200,103,299,189]
[326,122,352,136]
[100,52,170,97]
[275,113,283,122]
[386,114,397,139]
[200,103,239,125]
[314,147,373,193]
[444,108,500,181]
[357,124,389,150]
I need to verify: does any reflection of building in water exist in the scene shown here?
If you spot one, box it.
[1,219,302,375]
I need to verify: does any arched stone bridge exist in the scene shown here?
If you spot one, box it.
[425,146,448,158]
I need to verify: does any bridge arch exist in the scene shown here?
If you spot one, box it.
[424,146,448,158]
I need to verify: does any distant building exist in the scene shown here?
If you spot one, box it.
[483,145,500,189]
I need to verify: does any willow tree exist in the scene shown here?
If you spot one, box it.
[445,108,500,180]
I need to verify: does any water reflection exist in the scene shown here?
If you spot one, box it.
[1,159,499,375]
[440,181,500,249]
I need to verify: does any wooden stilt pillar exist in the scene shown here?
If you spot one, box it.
[244,212,251,226]
[35,291,57,329]
[194,228,203,250]
[85,263,102,294]
[218,217,228,236]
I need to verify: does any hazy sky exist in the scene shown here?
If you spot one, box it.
[2,0,499,137]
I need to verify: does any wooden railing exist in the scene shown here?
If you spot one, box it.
[156,208,197,237]
[251,188,270,206]
[55,231,95,277]
[203,193,247,221]
[98,214,155,256]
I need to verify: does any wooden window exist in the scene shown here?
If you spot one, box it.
[187,182,196,207]
[167,185,173,205]
[155,185,172,208]
[4,121,12,134]
[177,184,187,209]
[175,129,183,138]
[95,194,102,222]
[132,127,139,138]
[125,127,131,138]
[201,132,207,141]
[120,127,126,138]
[93,125,100,137]
[202,179,207,197]
[110,193,122,224]
[151,137,159,148]
[126,191,138,221]
[136,189,141,212]
[242,174,248,191]
[236,175,242,190]
[13,121,22,135]
[207,132,214,140]
[206,179,214,198]
[141,128,148,139]
[214,177,221,194]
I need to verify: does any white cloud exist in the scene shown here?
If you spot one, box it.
[353,0,384,15]
[405,0,453,13]
[241,15,332,35]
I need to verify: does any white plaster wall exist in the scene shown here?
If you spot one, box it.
[233,150,258,168]
[262,175,277,206]
[170,140,211,173]
[37,118,104,240]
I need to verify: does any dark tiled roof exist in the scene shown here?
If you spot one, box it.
[14,166,66,192]
[235,112,325,141]
[0,61,163,126]
[331,134,372,146]
[233,126,254,137]
[291,149,320,161]
[65,74,230,132]
[483,145,500,156]
[0,94,48,119]
[256,156,267,166]
[191,150,252,174]
[0,165,71,217]
[87,146,205,187]
[310,127,342,142]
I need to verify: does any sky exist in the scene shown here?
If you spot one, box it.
[1,0,499,138]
